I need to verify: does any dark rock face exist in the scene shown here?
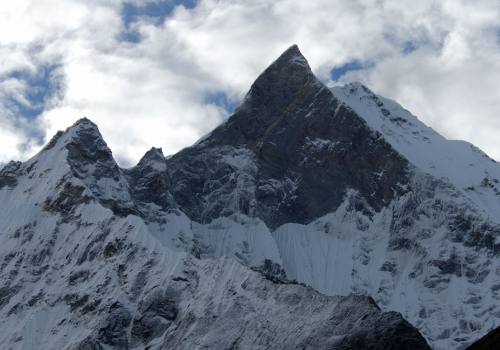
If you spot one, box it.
[131,288,178,344]
[465,326,500,350]
[166,145,257,222]
[207,44,322,149]
[156,286,431,350]
[167,45,410,228]
[286,295,431,350]
[58,118,176,218]
[124,147,174,210]
[0,285,21,310]
[66,281,430,350]
[0,160,22,190]
[65,118,121,182]
[43,182,92,221]
[335,310,432,350]
[97,303,132,349]
[251,259,288,283]
[73,337,103,350]
[62,118,139,217]
[54,120,176,219]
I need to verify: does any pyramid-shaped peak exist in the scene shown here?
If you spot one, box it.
[42,116,113,165]
[63,117,106,150]
[273,44,310,68]
[237,44,318,114]
[198,44,328,150]
[136,147,166,170]
[41,117,103,153]
[52,117,103,146]
[65,117,110,150]
[68,117,100,133]
[73,116,95,125]
[146,147,164,157]
[262,44,313,77]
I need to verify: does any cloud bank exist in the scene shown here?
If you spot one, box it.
[0,0,499,165]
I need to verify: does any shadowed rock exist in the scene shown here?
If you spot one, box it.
[125,147,174,210]
[167,45,409,228]
[465,326,500,350]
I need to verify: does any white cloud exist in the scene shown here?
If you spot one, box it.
[0,0,499,166]
[339,0,500,159]
[0,125,27,164]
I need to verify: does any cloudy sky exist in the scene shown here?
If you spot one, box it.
[0,0,499,166]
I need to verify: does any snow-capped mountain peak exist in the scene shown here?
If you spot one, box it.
[1,45,498,350]
[332,82,500,221]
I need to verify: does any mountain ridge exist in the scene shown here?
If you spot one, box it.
[0,116,431,350]
[167,45,410,229]
[1,45,499,350]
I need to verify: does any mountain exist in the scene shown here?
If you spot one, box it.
[0,44,498,349]
[0,117,429,350]
[465,326,500,350]
[168,45,408,229]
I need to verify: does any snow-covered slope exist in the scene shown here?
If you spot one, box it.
[273,173,499,350]
[159,46,499,349]
[323,82,500,348]
[1,44,498,350]
[180,46,500,349]
[332,82,500,221]
[0,116,430,350]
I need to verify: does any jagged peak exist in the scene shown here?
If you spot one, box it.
[42,117,105,153]
[64,118,114,164]
[193,45,332,149]
[70,117,98,129]
[135,147,167,172]
[144,147,164,159]
[254,44,314,81]
[65,117,105,144]
[40,117,118,179]
[0,160,22,174]
[240,44,318,110]
[272,44,310,70]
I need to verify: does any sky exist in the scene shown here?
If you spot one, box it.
[0,0,499,167]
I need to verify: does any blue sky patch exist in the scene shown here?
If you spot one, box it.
[204,91,239,114]
[1,63,65,144]
[3,64,65,121]
[121,0,198,43]
[330,60,369,81]
[402,41,417,54]
[383,31,421,55]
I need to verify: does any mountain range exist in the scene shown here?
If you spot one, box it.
[0,45,498,350]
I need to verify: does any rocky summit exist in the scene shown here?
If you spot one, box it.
[0,45,498,350]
